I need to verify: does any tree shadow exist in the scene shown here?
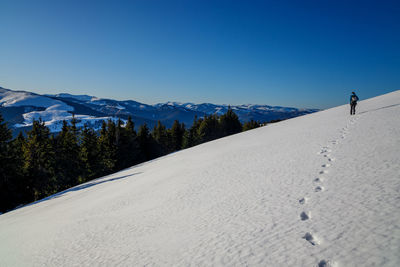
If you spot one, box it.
[13,172,142,211]
[358,103,400,114]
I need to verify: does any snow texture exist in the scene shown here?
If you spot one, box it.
[0,91,399,266]
[0,88,63,108]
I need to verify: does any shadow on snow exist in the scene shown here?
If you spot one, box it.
[358,103,400,114]
[6,172,142,214]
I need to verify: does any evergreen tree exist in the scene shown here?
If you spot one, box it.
[137,123,151,161]
[22,119,56,201]
[0,113,14,212]
[125,116,135,135]
[80,126,101,182]
[123,116,140,165]
[198,115,220,143]
[137,123,161,161]
[98,120,118,174]
[116,118,140,170]
[54,120,81,190]
[168,120,185,152]
[6,132,27,210]
[183,116,202,148]
[0,114,12,169]
[219,107,242,136]
[152,120,168,154]
[242,120,260,131]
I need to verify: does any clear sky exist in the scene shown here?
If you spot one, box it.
[1,0,399,109]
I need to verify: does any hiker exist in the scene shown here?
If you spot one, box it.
[350,91,359,115]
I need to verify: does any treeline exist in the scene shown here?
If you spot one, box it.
[0,108,263,213]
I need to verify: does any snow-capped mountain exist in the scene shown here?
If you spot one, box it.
[0,86,318,133]
[0,87,119,133]
[1,91,399,266]
[156,101,314,122]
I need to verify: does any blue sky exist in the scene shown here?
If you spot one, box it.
[0,0,399,109]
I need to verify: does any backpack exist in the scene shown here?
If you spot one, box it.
[351,95,357,103]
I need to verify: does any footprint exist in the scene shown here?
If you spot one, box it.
[299,197,307,205]
[318,147,331,154]
[327,157,335,162]
[303,232,318,246]
[318,259,335,267]
[300,211,310,221]
[319,170,328,174]
[321,164,331,168]
[315,186,324,192]
[314,177,323,183]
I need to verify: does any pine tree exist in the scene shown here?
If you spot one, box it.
[168,120,185,152]
[242,119,260,131]
[219,107,242,137]
[80,126,101,182]
[137,123,151,161]
[98,120,117,174]
[54,119,82,190]
[0,114,11,167]
[152,120,168,155]
[137,123,161,161]
[198,115,220,143]
[22,119,56,201]
[183,116,202,148]
[115,118,140,170]
[122,116,140,166]
[0,113,14,212]
[125,116,135,135]
[6,132,27,210]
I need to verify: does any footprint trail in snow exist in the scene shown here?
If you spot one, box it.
[299,114,361,265]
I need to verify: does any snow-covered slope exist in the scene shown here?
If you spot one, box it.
[0,87,63,108]
[0,87,119,132]
[1,91,399,266]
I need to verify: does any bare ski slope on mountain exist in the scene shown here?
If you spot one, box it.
[1,91,399,266]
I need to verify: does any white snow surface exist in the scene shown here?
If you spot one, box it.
[1,91,400,266]
[0,88,68,109]
[46,93,96,102]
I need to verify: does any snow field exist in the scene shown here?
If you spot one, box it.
[0,91,399,266]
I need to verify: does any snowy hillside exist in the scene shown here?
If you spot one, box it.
[1,91,399,266]
[0,87,119,132]
[0,87,65,108]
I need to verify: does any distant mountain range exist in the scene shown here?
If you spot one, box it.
[0,86,318,133]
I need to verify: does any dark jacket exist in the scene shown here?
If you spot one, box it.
[350,94,359,104]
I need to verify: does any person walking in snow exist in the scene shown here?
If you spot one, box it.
[350,91,359,115]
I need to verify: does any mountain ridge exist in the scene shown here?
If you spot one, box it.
[0,86,318,133]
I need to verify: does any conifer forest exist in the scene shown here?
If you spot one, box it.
[0,109,264,213]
